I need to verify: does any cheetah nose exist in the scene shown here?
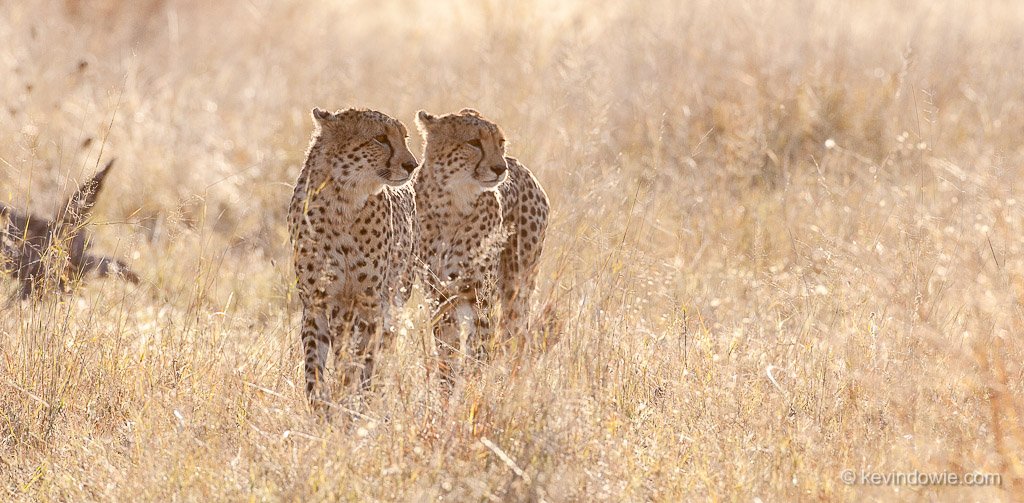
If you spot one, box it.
[490,164,507,176]
[401,161,417,174]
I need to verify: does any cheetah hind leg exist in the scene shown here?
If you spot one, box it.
[430,300,475,391]
[471,296,499,362]
[301,309,332,410]
[502,274,536,352]
[431,306,460,392]
[333,312,383,395]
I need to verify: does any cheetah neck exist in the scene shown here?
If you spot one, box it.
[324,181,384,221]
[301,157,383,221]
[419,163,492,217]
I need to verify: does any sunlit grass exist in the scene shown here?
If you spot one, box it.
[2,0,1023,500]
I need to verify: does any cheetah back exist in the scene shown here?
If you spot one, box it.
[496,157,549,329]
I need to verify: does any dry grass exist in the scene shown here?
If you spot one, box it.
[2,0,1024,500]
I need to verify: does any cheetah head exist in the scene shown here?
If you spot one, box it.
[311,107,418,189]
[415,108,509,191]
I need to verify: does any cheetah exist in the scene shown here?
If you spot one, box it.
[414,108,549,360]
[288,107,419,403]
[1,159,139,300]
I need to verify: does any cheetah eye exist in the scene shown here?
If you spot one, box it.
[374,135,391,146]
[467,139,483,149]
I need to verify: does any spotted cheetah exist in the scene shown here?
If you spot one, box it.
[414,109,549,360]
[288,107,419,403]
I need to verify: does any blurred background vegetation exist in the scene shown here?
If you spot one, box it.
[2,0,1023,500]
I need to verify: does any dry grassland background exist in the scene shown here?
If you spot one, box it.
[2,0,1024,500]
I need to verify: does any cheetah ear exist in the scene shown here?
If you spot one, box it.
[416,110,437,128]
[311,107,333,124]
[459,108,481,117]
